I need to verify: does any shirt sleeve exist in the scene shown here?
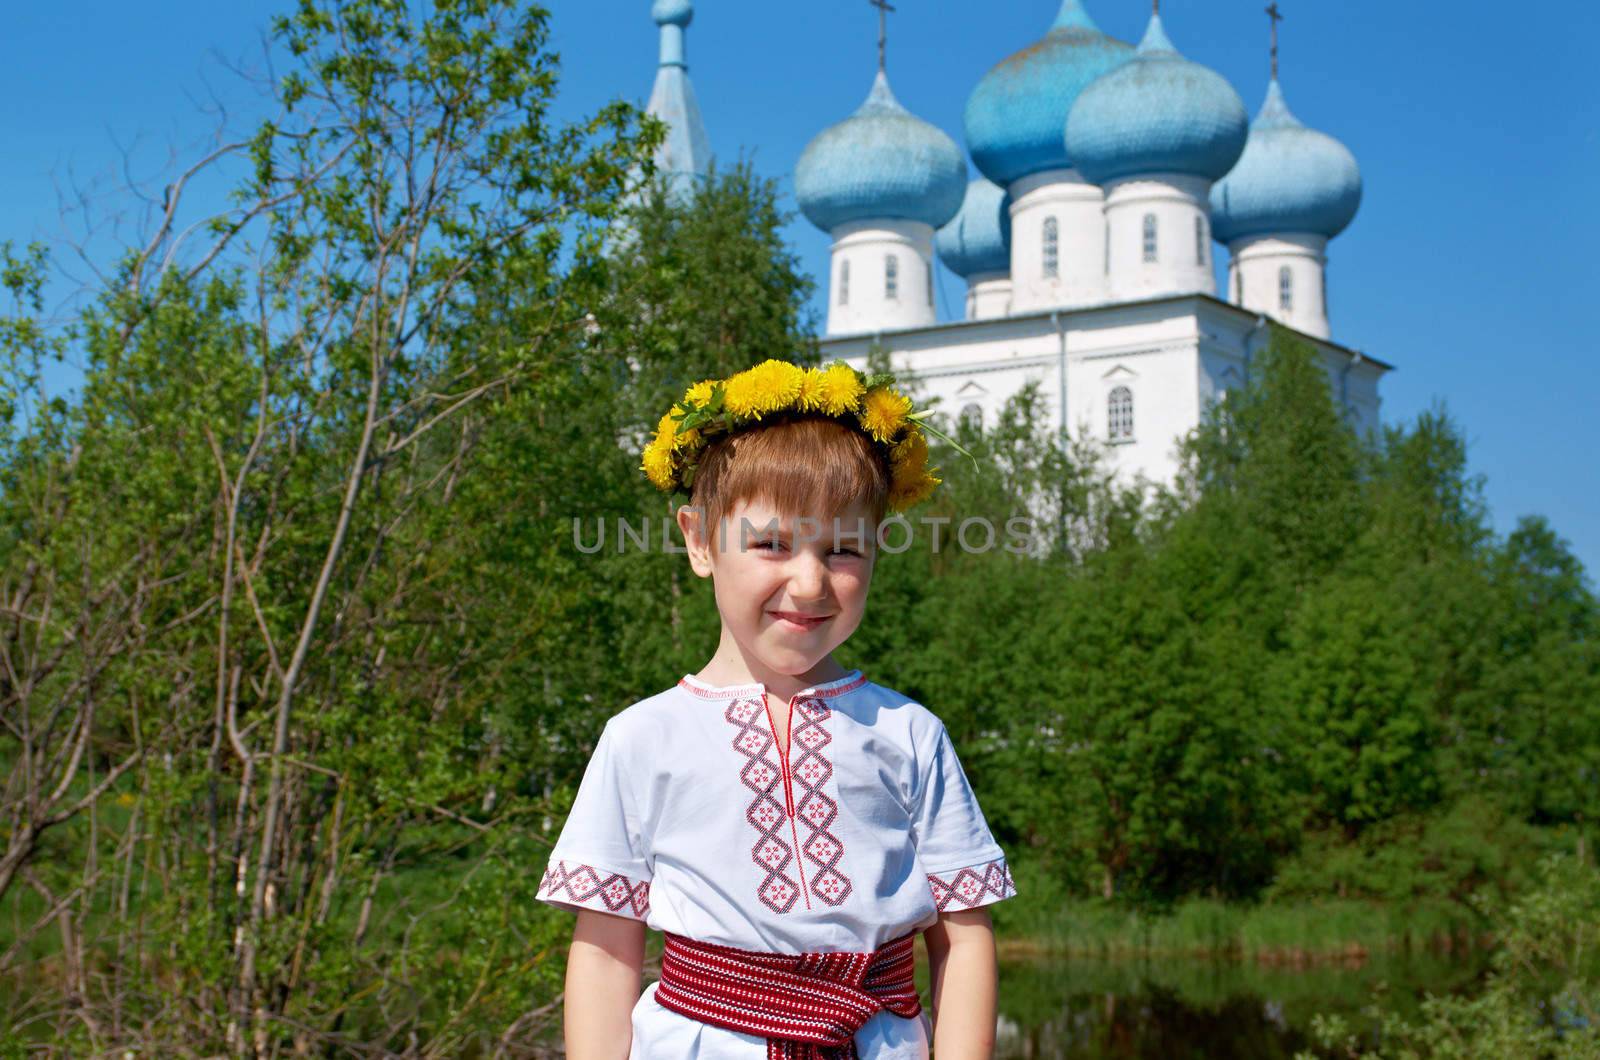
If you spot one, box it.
[535,718,652,922]
[910,718,1018,913]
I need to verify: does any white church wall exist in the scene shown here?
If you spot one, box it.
[1227,233,1331,339]
[1008,169,1108,313]
[1103,173,1217,302]
[1198,301,1385,439]
[1198,340,1247,417]
[1348,367,1383,437]
[965,273,1013,321]
[824,313,1065,431]
[1325,351,1384,439]
[1070,302,1211,488]
[1084,351,1192,484]
[825,219,938,336]
[820,296,1386,500]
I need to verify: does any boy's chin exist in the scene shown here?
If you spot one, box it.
[749,641,836,680]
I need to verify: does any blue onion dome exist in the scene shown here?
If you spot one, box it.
[963,1,1134,186]
[651,0,692,27]
[1065,14,1249,186]
[936,178,1012,278]
[795,70,967,232]
[1210,79,1362,243]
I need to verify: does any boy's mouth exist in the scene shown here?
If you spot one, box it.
[767,609,831,632]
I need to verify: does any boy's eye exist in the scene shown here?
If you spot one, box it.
[751,538,784,551]
[830,546,863,557]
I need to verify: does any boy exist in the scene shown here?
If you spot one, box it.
[537,360,1017,1058]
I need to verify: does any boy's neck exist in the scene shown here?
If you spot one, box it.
[695,629,850,703]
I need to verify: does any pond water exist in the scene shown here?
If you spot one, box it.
[993,951,1485,1059]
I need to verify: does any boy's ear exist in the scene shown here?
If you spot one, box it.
[676,504,715,578]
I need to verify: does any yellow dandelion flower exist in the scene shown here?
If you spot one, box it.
[814,362,864,416]
[796,367,825,412]
[656,411,700,453]
[641,438,676,491]
[889,428,929,485]
[683,379,717,408]
[888,430,936,510]
[889,467,941,511]
[678,426,707,455]
[723,359,805,421]
[858,386,913,443]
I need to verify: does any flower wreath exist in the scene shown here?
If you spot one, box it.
[640,359,948,512]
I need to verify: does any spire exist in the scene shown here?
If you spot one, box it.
[645,0,710,196]
[1266,2,1283,80]
[1137,10,1178,55]
[862,68,902,112]
[1255,4,1299,128]
[1251,73,1304,132]
[869,0,895,73]
[653,0,692,68]
[1049,0,1102,33]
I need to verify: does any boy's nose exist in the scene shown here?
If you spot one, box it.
[786,552,829,602]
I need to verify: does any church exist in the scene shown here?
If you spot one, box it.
[640,0,1388,489]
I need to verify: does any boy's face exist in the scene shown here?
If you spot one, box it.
[681,496,877,679]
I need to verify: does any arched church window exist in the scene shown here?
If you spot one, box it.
[885,254,899,300]
[1107,385,1134,441]
[1321,271,1329,317]
[1042,217,1059,279]
[1279,266,1293,312]
[926,262,934,307]
[1194,216,1207,266]
[1232,266,1242,304]
[839,259,849,306]
[959,403,983,432]
[1142,214,1158,263]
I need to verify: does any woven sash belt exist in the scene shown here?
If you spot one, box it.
[653,930,923,1059]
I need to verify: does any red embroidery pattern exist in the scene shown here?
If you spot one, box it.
[790,698,853,906]
[691,673,865,915]
[927,857,1015,911]
[539,858,650,919]
[725,696,803,913]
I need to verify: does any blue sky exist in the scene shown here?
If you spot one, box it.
[2,1,1596,576]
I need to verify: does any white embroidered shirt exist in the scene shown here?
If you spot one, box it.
[535,669,1018,1058]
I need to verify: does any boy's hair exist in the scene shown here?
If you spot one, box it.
[688,415,890,540]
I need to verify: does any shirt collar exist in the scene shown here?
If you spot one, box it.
[677,668,867,701]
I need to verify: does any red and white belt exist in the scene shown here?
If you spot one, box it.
[653,929,924,1059]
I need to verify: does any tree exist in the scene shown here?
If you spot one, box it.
[0,0,652,1052]
[1172,325,1365,603]
[1271,572,1441,832]
[594,158,820,428]
[1464,517,1600,851]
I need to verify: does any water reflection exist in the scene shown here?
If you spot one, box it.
[995,952,1485,1059]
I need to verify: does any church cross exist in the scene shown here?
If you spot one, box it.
[869,0,895,72]
[1266,2,1284,79]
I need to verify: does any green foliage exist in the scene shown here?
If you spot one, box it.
[1267,797,1555,905]
[1458,516,1600,832]
[1271,571,1441,828]
[1175,327,1365,589]
[856,323,1598,912]
[1298,855,1600,1059]
[0,0,662,1052]
[595,157,819,428]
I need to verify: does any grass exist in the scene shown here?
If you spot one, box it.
[994,895,1482,964]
